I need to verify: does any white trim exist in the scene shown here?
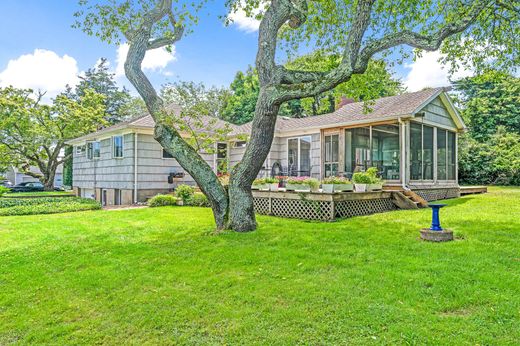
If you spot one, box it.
[287,135,312,174]
[133,133,138,204]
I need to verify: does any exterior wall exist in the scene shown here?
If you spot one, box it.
[420,97,457,130]
[72,132,216,203]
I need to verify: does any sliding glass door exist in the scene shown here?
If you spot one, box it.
[288,136,312,176]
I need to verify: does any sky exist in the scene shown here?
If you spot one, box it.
[0,0,473,101]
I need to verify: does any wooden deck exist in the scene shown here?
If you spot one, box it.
[460,186,488,195]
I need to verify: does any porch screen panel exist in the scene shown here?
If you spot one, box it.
[288,138,299,175]
[447,131,456,180]
[324,134,339,177]
[345,127,370,175]
[437,129,447,180]
[410,123,422,180]
[423,125,434,180]
[300,136,311,176]
[371,125,400,180]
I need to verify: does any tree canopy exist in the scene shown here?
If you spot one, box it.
[0,87,106,190]
[453,71,520,141]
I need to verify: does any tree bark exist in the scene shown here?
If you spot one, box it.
[229,90,280,232]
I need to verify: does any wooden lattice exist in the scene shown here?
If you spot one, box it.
[335,198,396,218]
[413,188,460,202]
[252,191,398,221]
[271,198,332,221]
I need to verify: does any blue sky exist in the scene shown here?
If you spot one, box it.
[0,0,468,99]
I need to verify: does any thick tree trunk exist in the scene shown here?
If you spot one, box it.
[43,169,55,191]
[229,90,280,232]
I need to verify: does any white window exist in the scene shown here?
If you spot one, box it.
[234,141,247,148]
[287,136,312,176]
[87,142,100,160]
[113,136,124,158]
[76,145,86,156]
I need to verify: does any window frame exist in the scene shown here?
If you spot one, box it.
[287,135,312,175]
[112,135,124,158]
[86,141,101,160]
[324,133,339,177]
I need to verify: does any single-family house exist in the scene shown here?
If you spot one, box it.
[67,87,464,205]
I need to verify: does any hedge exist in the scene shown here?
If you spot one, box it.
[0,197,101,216]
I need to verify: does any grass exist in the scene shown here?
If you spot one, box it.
[0,186,519,344]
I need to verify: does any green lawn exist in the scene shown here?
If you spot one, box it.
[0,187,519,344]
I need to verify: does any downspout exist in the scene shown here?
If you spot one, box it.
[398,117,409,191]
[133,132,138,204]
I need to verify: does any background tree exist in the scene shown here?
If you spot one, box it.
[75,0,519,232]
[453,71,520,141]
[0,87,106,190]
[66,58,132,124]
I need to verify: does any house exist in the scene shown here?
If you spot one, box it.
[66,87,464,205]
[4,165,63,187]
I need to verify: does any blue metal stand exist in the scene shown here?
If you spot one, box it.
[428,204,447,231]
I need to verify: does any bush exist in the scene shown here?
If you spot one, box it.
[0,186,10,197]
[186,192,211,207]
[0,197,101,216]
[148,194,178,207]
[175,184,195,203]
[352,172,373,184]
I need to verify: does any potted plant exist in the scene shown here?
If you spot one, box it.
[286,176,320,192]
[322,176,354,193]
[265,177,280,191]
[365,167,384,191]
[252,178,269,191]
[352,172,372,192]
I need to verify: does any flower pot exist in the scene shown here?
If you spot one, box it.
[354,183,367,192]
[258,184,270,191]
[322,184,334,193]
[310,186,319,193]
[334,183,354,192]
[368,183,383,191]
[294,185,311,192]
[269,183,279,192]
[285,183,297,191]
[251,185,260,190]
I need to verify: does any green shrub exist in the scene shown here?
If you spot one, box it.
[0,186,10,197]
[352,172,373,184]
[175,184,195,203]
[186,192,211,207]
[0,197,101,216]
[148,194,178,207]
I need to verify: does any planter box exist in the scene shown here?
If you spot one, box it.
[269,183,279,192]
[322,184,334,193]
[368,183,383,191]
[253,184,269,191]
[334,183,354,192]
[354,184,367,192]
[286,184,310,192]
[285,183,297,191]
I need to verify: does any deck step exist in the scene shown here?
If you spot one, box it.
[403,190,428,208]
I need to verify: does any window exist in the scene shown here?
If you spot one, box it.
[324,134,339,177]
[234,141,247,148]
[216,143,228,174]
[162,149,174,159]
[76,145,86,156]
[410,123,434,180]
[371,125,400,180]
[437,129,447,180]
[288,136,312,176]
[113,136,123,158]
[447,131,456,180]
[87,141,100,160]
[344,127,370,175]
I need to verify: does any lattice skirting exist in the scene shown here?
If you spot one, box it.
[253,196,396,221]
[413,188,460,202]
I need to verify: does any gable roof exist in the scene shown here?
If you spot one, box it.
[67,87,463,144]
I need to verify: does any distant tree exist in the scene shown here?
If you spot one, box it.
[119,96,148,118]
[221,56,403,124]
[453,71,520,141]
[0,87,106,190]
[62,146,73,187]
[66,58,132,124]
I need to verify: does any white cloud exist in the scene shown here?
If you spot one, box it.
[228,9,261,33]
[0,49,80,97]
[404,51,474,91]
[115,43,176,77]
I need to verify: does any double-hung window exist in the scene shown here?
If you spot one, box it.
[113,136,124,158]
[87,142,100,160]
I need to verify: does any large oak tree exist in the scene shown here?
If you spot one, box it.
[74,0,519,231]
